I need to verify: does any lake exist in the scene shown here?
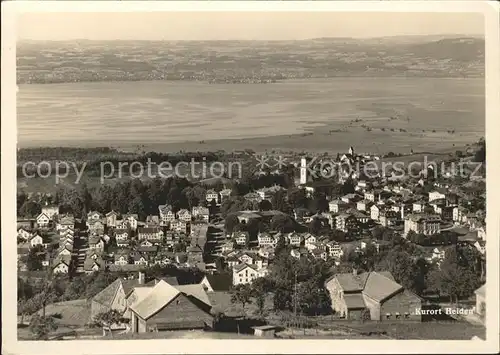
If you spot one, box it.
[17,77,484,150]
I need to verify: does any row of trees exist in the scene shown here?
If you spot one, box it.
[406,230,458,246]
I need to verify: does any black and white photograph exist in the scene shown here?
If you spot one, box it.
[2,1,499,354]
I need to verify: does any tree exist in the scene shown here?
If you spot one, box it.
[270,214,295,233]
[29,314,58,340]
[19,201,41,218]
[230,284,253,310]
[224,214,240,234]
[271,190,292,214]
[375,249,426,295]
[258,199,273,212]
[474,139,486,163]
[310,193,328,213]
[274,235,287,256]
[251,277,272,317]
[26,245,45,271]
[308,218,323,236]
[437,247,480,304]
[92,309,127,328]
[341,179,355,194]
[287,188,308,209]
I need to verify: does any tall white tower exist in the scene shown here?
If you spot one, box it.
[300,158,307,185]
[348,146,355,156]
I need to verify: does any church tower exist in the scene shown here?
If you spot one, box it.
[300,158,307,185]
[348,146,354,156]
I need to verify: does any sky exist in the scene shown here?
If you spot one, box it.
[17,11,484,41]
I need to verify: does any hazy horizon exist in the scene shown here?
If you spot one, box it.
[17,12,484,41]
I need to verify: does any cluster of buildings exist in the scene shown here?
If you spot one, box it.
[17,202,212,275]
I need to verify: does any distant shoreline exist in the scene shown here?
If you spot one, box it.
[16,74,484,86]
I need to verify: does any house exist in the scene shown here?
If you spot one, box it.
[233,263,260,285]
[341,193,360,204]
[244,192,262,203]
[329,200,347,214]
[123,214,139,230]
[115,228,129,240]
[177,209,192,222]
[474,240,486,255]
[404,214,441,236]
[56,215,75,231]
[474,284,486,318]
[335,214,359,234]
[91,275,147,320]
[258,246,275,259]
[370,205,381,221]
[257,232,277,247]
[429,190,446,202]
[325,271,422,321]
[452,206,468,223]
[426,247,446,264]
[41,205,59,219]
[326,241,344,259]
[87,210,103,221]
[356,180,370,191]
[349,210,370,224]
[87,219,105,235]
[116,239,130,248]
[429,199,447,215]
[84,256,103,274]
[412,201,426,213]
[114,251,130,266]
[133,253,149,266]
[238,252,254,265]
[205,189,219,205]
[221,241,234,253]
[53,258,70,274]
[287,232,303,246]
[310,246,329,261]
[29,233,45,249]
[137,227,163,241]
[234,231,250,246]
[106,211,119,227]
[145,215,160,227]
[476,226,486,241]
[89,235,105,250]
[170,220,188,234]
[128,280,213,333]
[200,274,233,292]
[219,188,232,202]
[17,227,32,242]
[379,210,398,227]
[36,213,51,228]
[304,234,317,248]
[159,204,176,225]
[192,206,210,223]
[364,190,379,202]
[356,200,373,212]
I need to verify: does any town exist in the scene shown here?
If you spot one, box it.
[17,142,486,340]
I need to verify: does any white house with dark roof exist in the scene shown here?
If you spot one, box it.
[36,213,51,228]
[106,210,119,227]
[159,204,176,225]
[41,205,59,219]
